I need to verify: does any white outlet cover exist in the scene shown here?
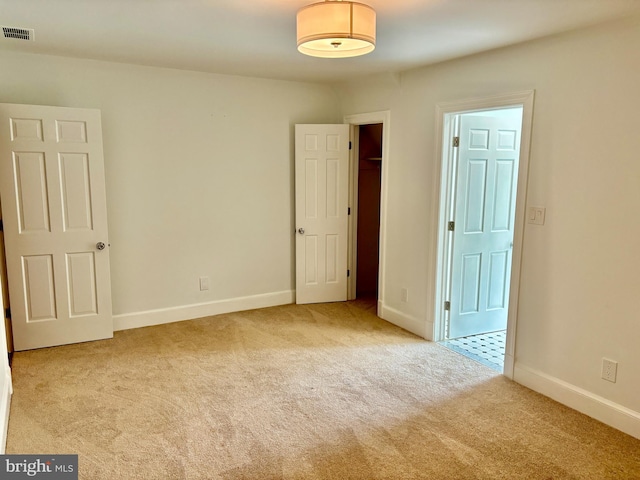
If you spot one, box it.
[601,358,618,383]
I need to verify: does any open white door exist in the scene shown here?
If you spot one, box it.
[0,273,10,453]
[449,113,521,338]
[0,103,113,351]
[295,124,349,304]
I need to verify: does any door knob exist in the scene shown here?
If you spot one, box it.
[96,242,106,250]
[298,228,305,234]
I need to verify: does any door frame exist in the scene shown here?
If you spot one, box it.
[344,111,390,316]
[433,91,535,379]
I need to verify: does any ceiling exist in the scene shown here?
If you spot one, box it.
[1,0,639,84]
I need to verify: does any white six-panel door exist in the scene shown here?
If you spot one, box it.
[0,277,10,453]
[295,125,349,304]
[0,104,113,351]
[449,114,520,338]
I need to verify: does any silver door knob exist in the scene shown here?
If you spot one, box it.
[96,242,106,250]
[298,228,305,234]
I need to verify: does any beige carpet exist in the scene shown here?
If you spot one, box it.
[6,300,640,479]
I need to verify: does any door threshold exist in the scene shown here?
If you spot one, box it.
[440,330,506,372]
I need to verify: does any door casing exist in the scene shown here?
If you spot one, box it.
[433,91,535,379]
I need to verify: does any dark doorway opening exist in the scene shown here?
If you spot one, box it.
[356,124,382,299]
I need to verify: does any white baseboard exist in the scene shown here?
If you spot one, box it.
[514,364,640,440]
[379,303,430,339]
[0,370,12,454]
[113,290,294,331]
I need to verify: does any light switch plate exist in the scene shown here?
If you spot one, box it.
[528,206,546,225]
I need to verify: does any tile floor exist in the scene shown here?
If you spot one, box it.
[440,330,506,372]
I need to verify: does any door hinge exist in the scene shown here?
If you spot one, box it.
[348,207,351,215]
[347,269,350,277]
[0,219,3,232]
[444,301,451,311]
[448,221,455,232]
[452,136,460,147]
[4,307,10,319]
[349,141,352,150]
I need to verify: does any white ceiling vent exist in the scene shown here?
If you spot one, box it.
[2,27,35,41]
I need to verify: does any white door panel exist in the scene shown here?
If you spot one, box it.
[449,114,520,338]
[0,103,113,351]
[295,125,349,304]
[0,274,10,454]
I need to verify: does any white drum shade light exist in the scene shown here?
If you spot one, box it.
[297,0,376,58]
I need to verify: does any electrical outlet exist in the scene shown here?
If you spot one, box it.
[199,276,210,291]
[601,358,618,383]
[401,288,409,303]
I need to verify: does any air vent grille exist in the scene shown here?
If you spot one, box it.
[2,27,34,41]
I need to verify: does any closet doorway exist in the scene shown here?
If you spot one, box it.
[355,124,382,300]
[344,111,390,312]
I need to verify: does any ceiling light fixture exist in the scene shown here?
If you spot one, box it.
[296,0,376,58]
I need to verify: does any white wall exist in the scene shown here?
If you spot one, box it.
[0,52,342,326]
[337,14,640,436]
